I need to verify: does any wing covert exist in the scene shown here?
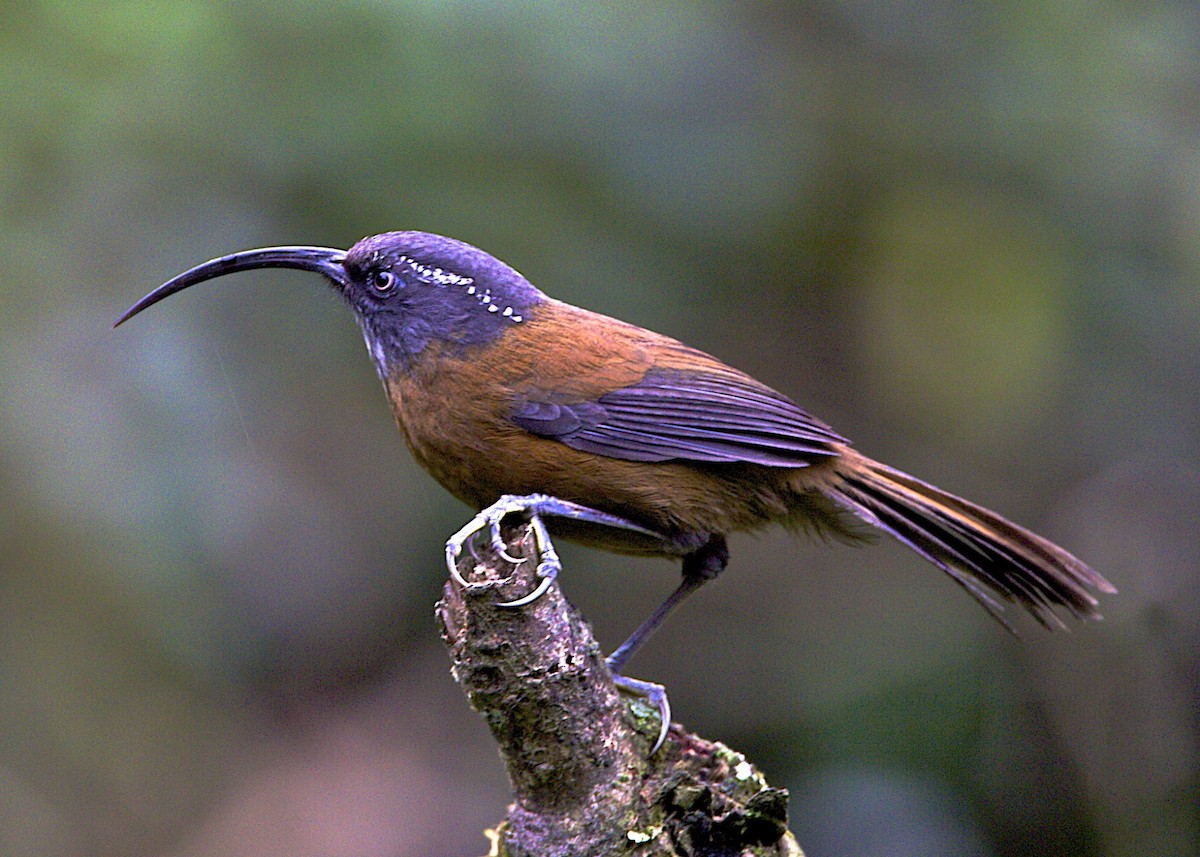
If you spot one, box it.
[512,368,845,467]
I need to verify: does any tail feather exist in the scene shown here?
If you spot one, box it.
[824,457,1116,630]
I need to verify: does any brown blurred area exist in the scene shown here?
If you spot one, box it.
[1,3,1197,855]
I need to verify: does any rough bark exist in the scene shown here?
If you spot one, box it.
[437,522,804,857]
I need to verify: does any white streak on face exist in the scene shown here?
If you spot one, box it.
[359,325,390,380]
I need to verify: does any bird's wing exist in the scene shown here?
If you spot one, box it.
[511,367,846,467]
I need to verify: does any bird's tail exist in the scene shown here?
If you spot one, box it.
[823,454,1115,629]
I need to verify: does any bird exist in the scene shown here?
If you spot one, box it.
[117,230,1115,748]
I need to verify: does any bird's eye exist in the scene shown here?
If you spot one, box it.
[369,270,398,295]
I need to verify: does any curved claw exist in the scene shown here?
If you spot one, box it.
[494,545,526,565]
[446,493,669,610]
[610,671,672,754]
[496,513,559,607]
[446,542,478,591]
[446,496,542,579]
[495,569,556,608]
[482,516,524,564]
[465,534,484,564]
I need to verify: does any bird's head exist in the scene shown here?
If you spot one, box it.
[116,231,545,376]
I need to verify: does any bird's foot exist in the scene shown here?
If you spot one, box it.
[445,493,659,608]
[608,663,672,754]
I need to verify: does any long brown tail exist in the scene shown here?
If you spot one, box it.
[824,455,1116,630]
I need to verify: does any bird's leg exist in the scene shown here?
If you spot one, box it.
[448,500,725,753]
[446,493,665,607]
[606,533,729,673]
[606,533,729,752]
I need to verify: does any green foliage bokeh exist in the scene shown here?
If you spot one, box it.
[1,3,1197,856]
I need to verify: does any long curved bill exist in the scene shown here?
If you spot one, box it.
[114,246,348,327]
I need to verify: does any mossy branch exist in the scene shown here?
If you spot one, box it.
[436,522,804,857]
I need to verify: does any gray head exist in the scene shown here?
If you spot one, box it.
[116,231,546,375]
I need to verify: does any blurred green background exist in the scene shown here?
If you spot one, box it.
[2,2,1197,855]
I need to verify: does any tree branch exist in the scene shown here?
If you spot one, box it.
[437,522,804,857]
